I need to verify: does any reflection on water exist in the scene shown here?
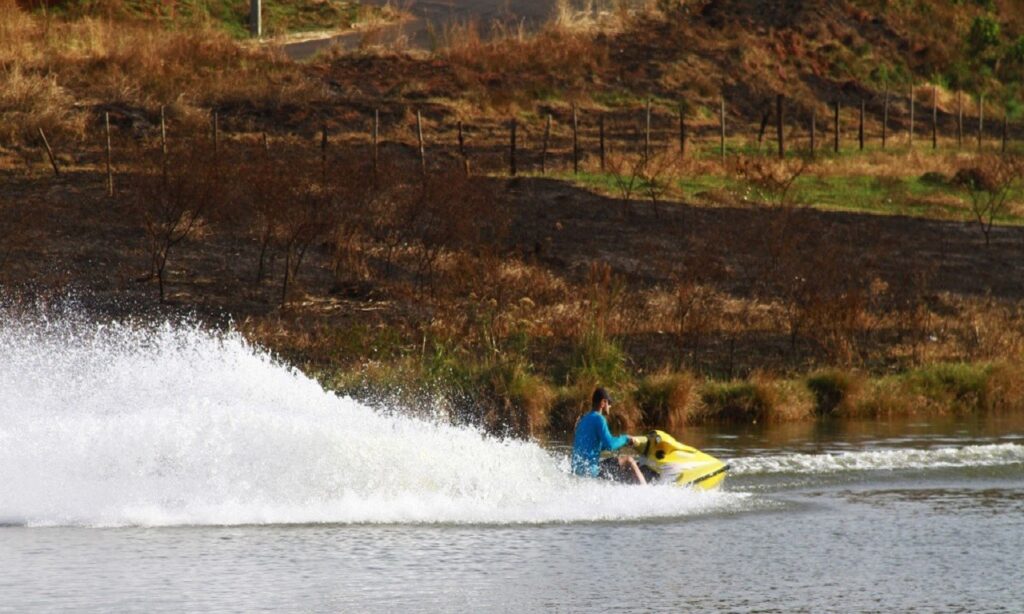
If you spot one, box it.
[682,412,1024,457]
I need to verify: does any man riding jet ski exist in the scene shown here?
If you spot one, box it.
[571,387,647,483]
[572,387,729,490]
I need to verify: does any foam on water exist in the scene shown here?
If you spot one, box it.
[0,315,745,528]
[730,443,1024,476]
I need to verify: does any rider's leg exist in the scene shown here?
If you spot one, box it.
[617,456,647,485]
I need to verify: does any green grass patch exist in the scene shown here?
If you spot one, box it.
[696,380,773,423]
[904,361,993,412]
[563,166,1024,225]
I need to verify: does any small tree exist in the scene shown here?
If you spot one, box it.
[605,151,647,215]
[640,150,678,219]
[129,141,220,303]
[733,154,809,208]
[277,171,337,308]
[953,155,1022,247]
[237,149,294,284]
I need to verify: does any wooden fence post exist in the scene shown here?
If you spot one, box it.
[720,95,726,161]
[599,114,606,172]
[932,86,938,150]
[36,127,59,177]
[1002,111,1008,154]
[372,108,379,174]
[541,114,551,175]
[776,94,784,159]
[909,84,915,148]
[458,120,469,177]
[978,94,984,151]
[882,85,889,149]
[859,99,865,151]
[416,110,426,176]
[105,112,113,197]
[320,124,328,182]
[810,108,816,157]
[834,100,840,153]
[250,0,261,37]
[678,102,686,158]
[572,104,579,175]
[509,118,517,177]
[957,91,963,148]
[212,111,219,154]
[160,105,168,182]
[644,99,651,162]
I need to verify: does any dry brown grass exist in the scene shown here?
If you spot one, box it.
[436,19,609,110]
[0,2,324,145]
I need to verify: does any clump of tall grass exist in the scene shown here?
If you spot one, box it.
[482,358,556,438]
[983,362,1024,413]
[904,362,992,412]
[691,376,814,424]
[567,327,630,388]
[806,368,865,416]
[836,362,1024,418]
[634,371,697,433]
[0,66,84,144]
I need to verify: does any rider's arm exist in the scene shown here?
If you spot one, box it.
[598,414,630,451]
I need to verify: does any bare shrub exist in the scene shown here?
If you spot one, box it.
[953,155,1023,247]
[740,206,874,364]
[604,150,647,214]
[327,152,377,288]
[406,165,506,292]
[235,149,297,285]
[127,138,221,303]
[733,154,809,208]
[276,170,337,308]
[640,150,679,218]
[673,279,719,370]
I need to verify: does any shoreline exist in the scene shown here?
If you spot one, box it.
[308,355,1024,439]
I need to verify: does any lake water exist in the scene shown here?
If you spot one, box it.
[2,315,1022,612]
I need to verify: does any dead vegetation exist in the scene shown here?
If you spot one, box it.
[0,1,324,147]
[4,0,1024,437]
[953,154,1024,246]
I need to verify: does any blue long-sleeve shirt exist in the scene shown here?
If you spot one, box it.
[571,411,630,476]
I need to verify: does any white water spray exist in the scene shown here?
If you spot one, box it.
[0,315,742,527]
[730,443,1024,476]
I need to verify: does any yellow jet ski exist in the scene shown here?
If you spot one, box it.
[630,430,730,490]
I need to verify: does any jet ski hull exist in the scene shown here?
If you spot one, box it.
[632,430,729,490]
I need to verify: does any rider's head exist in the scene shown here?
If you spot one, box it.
[591,387,613,414]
